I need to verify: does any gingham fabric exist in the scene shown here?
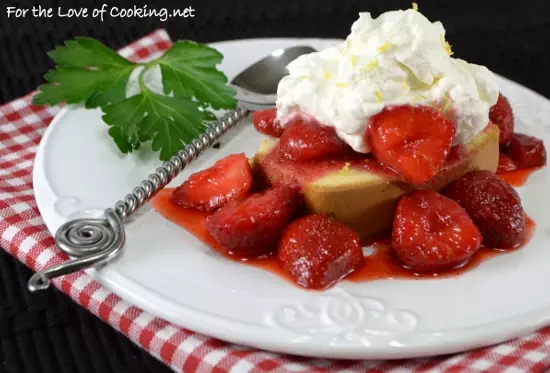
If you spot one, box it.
[2,29,550,373]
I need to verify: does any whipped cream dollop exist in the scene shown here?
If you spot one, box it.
[276,8,499,152]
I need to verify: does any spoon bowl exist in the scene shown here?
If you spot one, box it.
[230,46,316,110]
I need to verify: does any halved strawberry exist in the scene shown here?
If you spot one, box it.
[170,153,253,212]
[367,105,456,185]
[392,190,482,272]
[508,133,547,169]
[497,153,517,173]
[278,214,364,290]
[278,116,352,161]
[206,186,299,257]
[253,108,284,137]
[489,93,514,145]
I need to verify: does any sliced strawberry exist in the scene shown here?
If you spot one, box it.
[206,186,299,257]
[253,108,284,137]
[508,133,547,169]
[278,116,352,161]
[392,190,482,272]
[489,93,514,145]
[443,170,525,248]
[367,105,456,185]
[278,214,364,290]
[170,153,253,212]
[497,153,517,172]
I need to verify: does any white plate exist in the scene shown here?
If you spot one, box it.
[33,38,550,360]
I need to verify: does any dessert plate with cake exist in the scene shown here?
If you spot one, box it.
[33,8,550,359]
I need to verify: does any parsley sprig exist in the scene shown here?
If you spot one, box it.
[33,37,237,160]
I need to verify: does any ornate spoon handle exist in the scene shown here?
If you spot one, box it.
[28,107,250,292]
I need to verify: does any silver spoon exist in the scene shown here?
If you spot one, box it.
[27,45,317,292]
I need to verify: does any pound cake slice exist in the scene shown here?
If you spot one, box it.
[253,123,499,239]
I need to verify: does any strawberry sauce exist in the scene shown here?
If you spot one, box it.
[151,189,293,281]
[497,167,542,187]
[152,189,536,286]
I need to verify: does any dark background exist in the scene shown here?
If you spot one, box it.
[1,0,549,372]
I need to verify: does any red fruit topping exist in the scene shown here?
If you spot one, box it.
[253,108,284,137]
[392,190,482,272]
[278,214,364,290]
[442,170,525,248]
[367,105,456,185]
[170,153,253,212]
[497,153,517,172]
[508,133,547,169]
[489,93,514,145]
[206,186,299,257]
[278,116,351,161]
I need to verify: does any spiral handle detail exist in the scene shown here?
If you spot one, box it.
[28,107,250,292]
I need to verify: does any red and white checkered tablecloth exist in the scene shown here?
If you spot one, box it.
[1,29,550,373]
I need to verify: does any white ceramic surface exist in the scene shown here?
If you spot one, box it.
[33,38,550,360]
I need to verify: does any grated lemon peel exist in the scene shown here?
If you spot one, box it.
[377,42,392,53]
[440,34,454,56]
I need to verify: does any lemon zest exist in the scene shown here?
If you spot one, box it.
[441,92,452,111]
[324,71,332,80]
[440,34,454,56]
[377,42,392,53]
[336,82,348,88]
[350,55,358,66]
[412,2,418,11]
[298,75,310,80]
[375,91,384,103]
[361,59,378,72]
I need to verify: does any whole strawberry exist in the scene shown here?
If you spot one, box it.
[443,170,525,248]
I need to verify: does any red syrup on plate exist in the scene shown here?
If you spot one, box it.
[152,189,536,287]
[497,167,542,187]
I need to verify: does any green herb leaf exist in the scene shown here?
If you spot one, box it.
[32,37,237,161]
[33,37,135,107]
[102,91,209,161]
[157,41,237,109]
